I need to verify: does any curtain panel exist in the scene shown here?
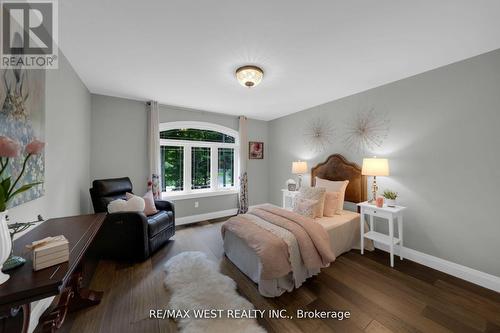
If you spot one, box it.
[148,101,161,198]
[238,116,249,213]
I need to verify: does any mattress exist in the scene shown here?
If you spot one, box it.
[316,210,364,255]
[223,210,371,297]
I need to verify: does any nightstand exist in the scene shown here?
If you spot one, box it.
[357,201,407,267]
[281,189,300,210]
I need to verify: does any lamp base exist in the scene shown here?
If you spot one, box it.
[370,176,379,203]
[297,175,303,190]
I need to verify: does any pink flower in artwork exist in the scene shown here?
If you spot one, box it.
[0,136,21,158]
[25,139,45,155]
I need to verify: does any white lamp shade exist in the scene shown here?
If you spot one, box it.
[362,158,389,176]
[292,161,308,174]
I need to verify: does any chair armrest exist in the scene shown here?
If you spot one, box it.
[106,211,148,225]
[100,212,150,260]
[155,200,175,214]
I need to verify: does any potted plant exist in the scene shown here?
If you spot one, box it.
[382,190,398,207]
[0,136,44,284]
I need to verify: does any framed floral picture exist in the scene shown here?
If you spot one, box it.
[0,68,45,207]
[249,141,264,159]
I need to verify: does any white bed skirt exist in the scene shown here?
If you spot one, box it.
[224,230,321,297]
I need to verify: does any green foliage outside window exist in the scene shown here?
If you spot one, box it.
[191,147,211,189]
[160,128,235,143]
[218,148,234,187]
[161,128,236,192]
[161,146,183,191]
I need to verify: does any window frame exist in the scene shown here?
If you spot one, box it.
[159,121,239,199]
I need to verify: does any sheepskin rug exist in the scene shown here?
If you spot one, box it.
[163,251,266,333]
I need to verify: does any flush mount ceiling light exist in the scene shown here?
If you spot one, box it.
[235,65,264,88]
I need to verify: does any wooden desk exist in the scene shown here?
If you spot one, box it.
[0,213,106,333]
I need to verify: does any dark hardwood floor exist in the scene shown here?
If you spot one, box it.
[63,219,500,333]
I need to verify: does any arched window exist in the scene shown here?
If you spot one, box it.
[159,121,239,197]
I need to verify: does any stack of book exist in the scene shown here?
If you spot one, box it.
[27,235,69,271]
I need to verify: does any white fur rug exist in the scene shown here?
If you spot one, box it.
[164,251,266,333]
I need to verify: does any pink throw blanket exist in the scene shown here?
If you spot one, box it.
[221,204,336,280]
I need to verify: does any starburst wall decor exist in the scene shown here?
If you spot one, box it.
[303,118,335,153]
[343,108,390,153]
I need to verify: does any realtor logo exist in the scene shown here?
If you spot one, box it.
[1,0,58,68]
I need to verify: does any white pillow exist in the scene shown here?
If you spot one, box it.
[315,177,349,213]
[107,195,145,213]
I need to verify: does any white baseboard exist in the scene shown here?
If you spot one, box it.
[374,242,500,293]
[176,208,239,226]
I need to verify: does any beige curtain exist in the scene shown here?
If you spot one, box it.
[147,101,161,198]
[238,116,248,213]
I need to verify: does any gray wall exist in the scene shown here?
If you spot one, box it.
[8,53,92,222]
[90,95,148,195]
[247,119,270,207]
[90,97,269,217]
[269,49,500,276]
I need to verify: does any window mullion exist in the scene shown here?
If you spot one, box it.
[185,144,192,193]
[211,146,218,190]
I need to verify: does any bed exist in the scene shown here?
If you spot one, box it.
[222,154,374,297]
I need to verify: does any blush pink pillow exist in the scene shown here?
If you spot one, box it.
[315,177,349,212]
[126,191,158,216]
[323,192,341,216]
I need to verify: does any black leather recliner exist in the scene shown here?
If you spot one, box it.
[89,177,175,261]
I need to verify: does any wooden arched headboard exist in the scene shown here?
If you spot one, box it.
[311,154,367,203]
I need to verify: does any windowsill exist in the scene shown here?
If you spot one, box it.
[161,189,239,201]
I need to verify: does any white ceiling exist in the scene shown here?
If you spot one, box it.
[59,0,500,121]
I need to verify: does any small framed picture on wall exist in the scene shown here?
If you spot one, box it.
[249,141,264,159]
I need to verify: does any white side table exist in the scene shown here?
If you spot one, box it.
[281,189,300,210]
[357,201,406,267]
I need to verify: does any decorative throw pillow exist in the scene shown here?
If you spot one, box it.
[315,177,349,212]
[108,195,145,213]
[296,186,326,218]
[323,191,341,216]
[126,192,158,216]
[292,198,318,218]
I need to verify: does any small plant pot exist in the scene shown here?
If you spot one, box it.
[385,199,397,207]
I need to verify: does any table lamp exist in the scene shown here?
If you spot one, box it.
[292,161,308,190]
[362,157,389,203]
